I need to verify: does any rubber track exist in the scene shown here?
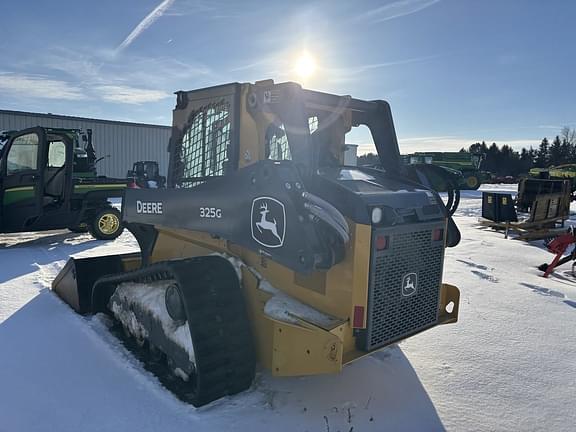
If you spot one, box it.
[92,256,256,407]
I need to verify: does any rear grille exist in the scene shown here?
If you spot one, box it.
[360,223,444,351]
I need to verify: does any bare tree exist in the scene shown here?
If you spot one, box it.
[560,126,576,146]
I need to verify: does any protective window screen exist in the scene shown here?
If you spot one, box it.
[308,116,318,134]
[178,100,231,187]
[265,124,292,161]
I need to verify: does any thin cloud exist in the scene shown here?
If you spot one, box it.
[538,124,563,130]
[356,0,441,23]
[232,54,438,77]
[229,51,439,88]
[230,58,273,73]
[0,73,86,100]
[95,85,171,104]
[116,0,175,53]
[0,72,170,104]
[18,48,213,105]
[36,48,212,86]
[328,55,440,82]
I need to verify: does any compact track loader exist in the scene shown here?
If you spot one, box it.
[53,80,461,407]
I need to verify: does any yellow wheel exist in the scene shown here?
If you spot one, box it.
[89,207,123,240]
[465,174,480,190]
[99,213,119,235]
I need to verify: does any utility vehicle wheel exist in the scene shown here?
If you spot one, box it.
[89,207,123,240]
[465,174,481,190]
[67,223,88,233]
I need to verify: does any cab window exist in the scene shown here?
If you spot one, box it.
[6,133,39,175]
[47,140,66,168]
[265,124,292,161]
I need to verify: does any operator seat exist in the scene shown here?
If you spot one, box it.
[43,167,66,206]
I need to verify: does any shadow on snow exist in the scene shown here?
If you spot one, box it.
[0,290,445,432]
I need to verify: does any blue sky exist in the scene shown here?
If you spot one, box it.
[1,0,575,153]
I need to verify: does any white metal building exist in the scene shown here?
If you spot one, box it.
[0,110,172,178]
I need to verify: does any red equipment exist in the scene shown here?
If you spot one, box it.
[539,227,576,277]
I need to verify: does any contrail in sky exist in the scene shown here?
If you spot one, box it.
[357,0,441,23]
[117,0,175,53]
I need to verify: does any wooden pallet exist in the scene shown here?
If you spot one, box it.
[479,191,569,240]
[478,217,566,240]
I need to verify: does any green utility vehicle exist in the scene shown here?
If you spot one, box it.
[403,151,487,190]
[0,127,127,240]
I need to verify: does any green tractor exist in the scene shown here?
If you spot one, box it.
[0,127,127,240]
[403,151,487,190]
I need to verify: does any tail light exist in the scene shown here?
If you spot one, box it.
[432,228,444,241]
[375,235,389,250]
[353,306,365,328]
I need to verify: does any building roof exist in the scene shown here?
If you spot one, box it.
[0,109,171,130]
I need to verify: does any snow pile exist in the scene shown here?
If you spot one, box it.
[110,281,195,363]
[258,279,342,328]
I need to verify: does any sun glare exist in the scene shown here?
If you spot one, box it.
[294,52,317,79]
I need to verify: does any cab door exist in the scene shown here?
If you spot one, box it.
[0,128,46,232]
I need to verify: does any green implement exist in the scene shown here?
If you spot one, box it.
[402,151,488,190]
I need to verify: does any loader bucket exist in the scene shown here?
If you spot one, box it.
[52,253,141,314]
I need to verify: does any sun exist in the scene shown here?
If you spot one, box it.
[294,52,317,79]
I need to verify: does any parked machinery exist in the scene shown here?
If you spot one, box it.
[0,127,126,239]
[53,80,461,407]
[127,161,166,189]
[403,151,487,190]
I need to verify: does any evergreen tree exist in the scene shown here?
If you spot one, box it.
[357,152,380,166]
[535,138,549,167]
[549,136,563,166]
[519,148,534,173]
[486,143,500,174]
[469,142,487,155]
[365,128,576,178]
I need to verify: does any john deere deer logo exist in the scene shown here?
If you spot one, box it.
[401,272,418,297]
[251,197,286,248]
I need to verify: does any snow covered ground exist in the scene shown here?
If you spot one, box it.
[1,184,575,432]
